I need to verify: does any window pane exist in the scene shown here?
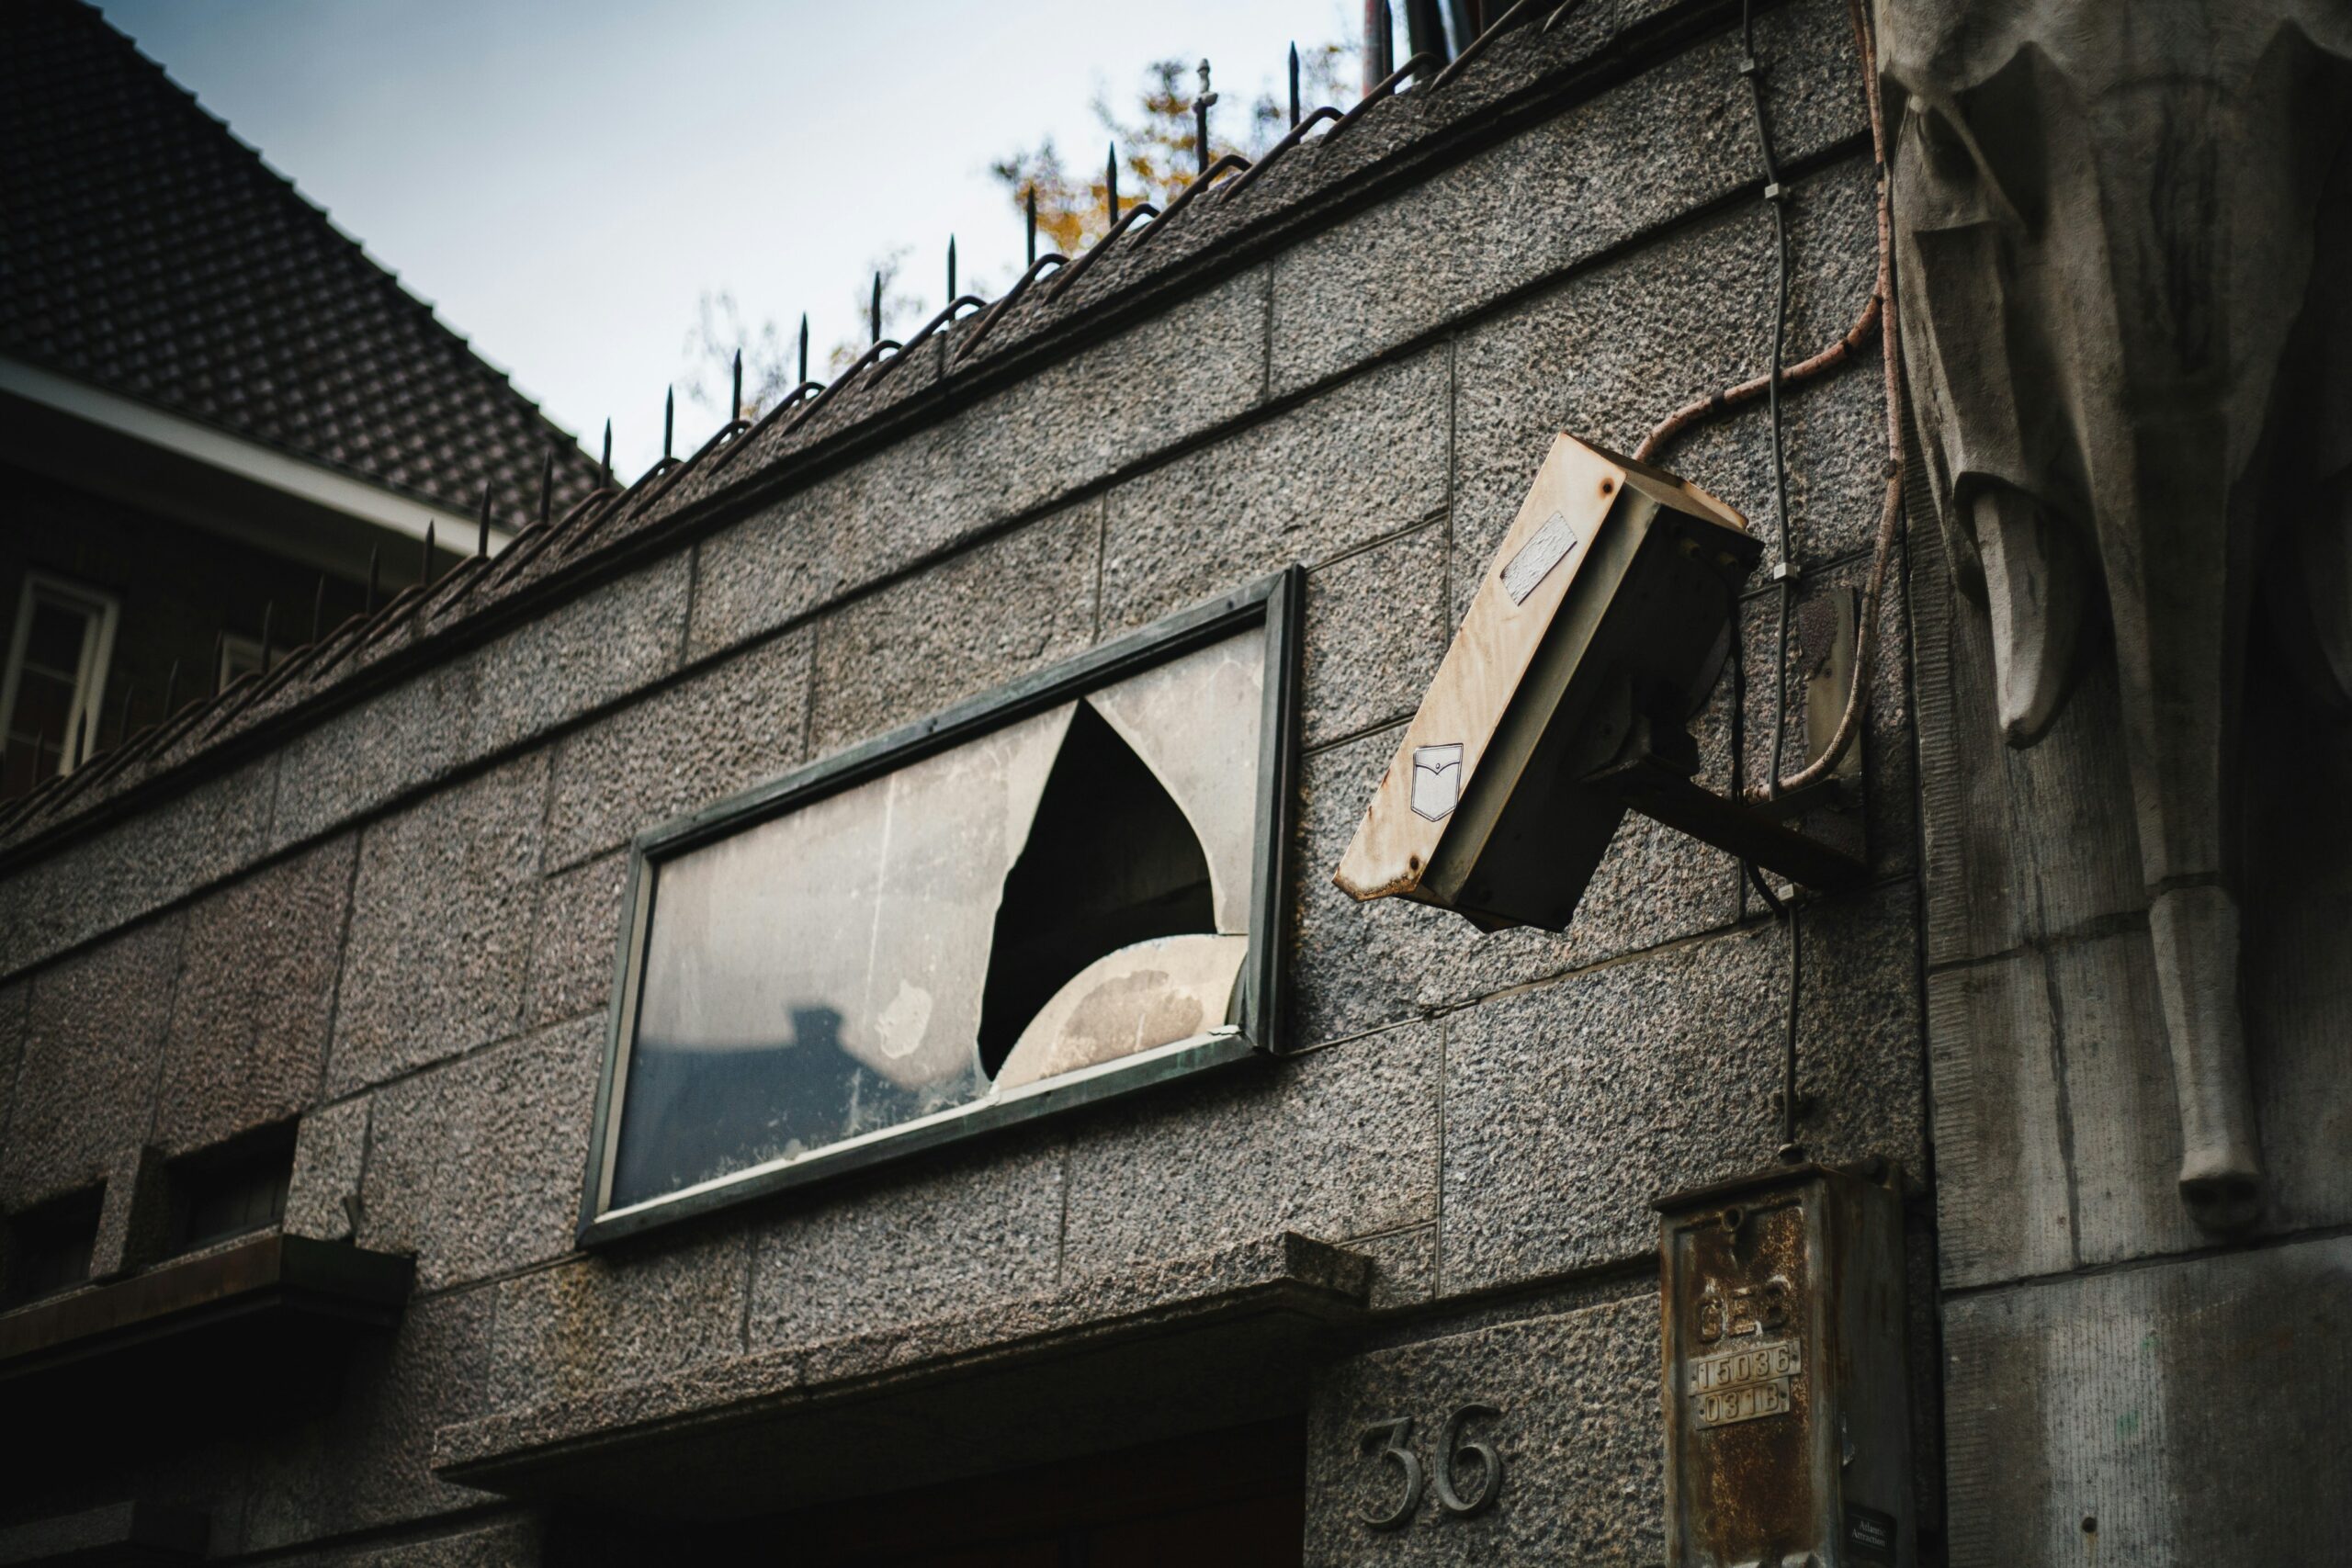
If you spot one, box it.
[21,598,90,677]
[608,627,1267,1211]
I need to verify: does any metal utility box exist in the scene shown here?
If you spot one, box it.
[1657,1163,1914,1568]
[1332,432,1760,931]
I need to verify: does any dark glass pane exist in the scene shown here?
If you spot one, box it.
[21,597,90,676]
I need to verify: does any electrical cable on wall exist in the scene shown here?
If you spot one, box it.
[1636,0,1906,1164]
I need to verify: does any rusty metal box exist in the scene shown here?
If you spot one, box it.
[1657,1162,1913,1568]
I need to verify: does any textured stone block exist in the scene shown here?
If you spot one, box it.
[1100,347,1449,640]
[0,755,273,982]
[268,655,481,855]
[1943,1238,2352,1568]
[243,1286,497,1550]
[1060,1022,1441,1277]
[1305,1292,1661,1564]
[1271,0,1869,398]
[154,834,356,1156]
[1354,1224,1436,1310]
[1910,524,2143,967]
[327,752,547,1095]
[0,917,182,1209]
[357,1014,601,1292]
[523,850,628,1030]
[1289,725,1739,1051]
[1299,522,1448,749]
[268,1517,540,1568]
[1928,931,2211,1290]
[1449,157,1881,630]
[807,502,1102,756]
[0,980,26,1167]
[270,560,688,855]
[285,1094,368,1241]
[743,1133,1065,1351]
[543,627,810,871]
[465,554,689,758]
[489,1226,749,1410]
[688,268,1269,662]
[1440,887,1919,1293]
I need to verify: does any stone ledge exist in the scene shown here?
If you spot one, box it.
[435,1231,1370,1517]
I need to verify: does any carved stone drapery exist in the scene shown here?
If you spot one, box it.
[1877,0,2352,1228]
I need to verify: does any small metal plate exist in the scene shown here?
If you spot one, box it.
[1687,1337,1803,1430]
[1500,511,1579,604]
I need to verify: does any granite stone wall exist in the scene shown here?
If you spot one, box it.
[0,1,2135,1562]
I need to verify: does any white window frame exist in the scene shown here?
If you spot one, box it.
[1,571,120,779]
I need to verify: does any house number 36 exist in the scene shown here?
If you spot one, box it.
[1357,1404,1504,1529]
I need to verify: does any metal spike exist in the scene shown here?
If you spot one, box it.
[81,703,96,765]
[213,630,227,695]
[367,546,380,615]
[422,520,435,588]
[164,660,180,716]
[312,574,326,643]
[1106,143,1119,223]
[537,445,555,525]
[870,273,883,344]
[601,420,613,486]
[118,682,136,744]
[731,348,743,423]
[259,602,275,673]
[798,314,810,384]
[1289,43,1302,128]
[477,480,493,557]
[1025,187,1038,266]
[1194,60,1216,175]
[662,387,674,462]
[946,236,957,302]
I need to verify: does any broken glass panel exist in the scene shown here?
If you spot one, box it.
[607,626,1268,1212]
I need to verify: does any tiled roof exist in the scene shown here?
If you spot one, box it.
[0,0,604,525]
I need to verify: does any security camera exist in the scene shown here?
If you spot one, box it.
[1335,433,1862,932]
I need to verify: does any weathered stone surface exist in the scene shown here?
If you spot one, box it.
[1290,725,1740,1051]
[1450,156,1882,629]
[0,917,182,1209]
[1271,0,1870,398]
[268,1517,540,1568]
[1354,1224,1437,1310]
[489,1226,749,1410]
[1305,1292,1661,1565]
[154,834,356,1156]
[0,979,26,1167]
[1943,1237,2352,1568]
[743,1133,1065,1351]
[1928,929,2213,1290]
[1299,522,1449,749]
[1061,1022,1441,1278]
[285,1094,368,1241]
[1100,347,1450,641]
[0,755,273,983]
[687,268,1269,661]
[243,1286,497,1550]
[266,657,479,856]
[1441,889,1919,1293]
[270,558,688,855]
[1911,523,2143,968]
[807,502,1102,756]
[543,627,810,871]
[466,555,690,759]
[326,752,548,1096]
[357,1014,601,1292]
[522,850,628,1030]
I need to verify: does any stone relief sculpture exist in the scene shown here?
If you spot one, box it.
[1876,0,2352,1228]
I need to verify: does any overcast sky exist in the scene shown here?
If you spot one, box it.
[96,0,1361,477]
